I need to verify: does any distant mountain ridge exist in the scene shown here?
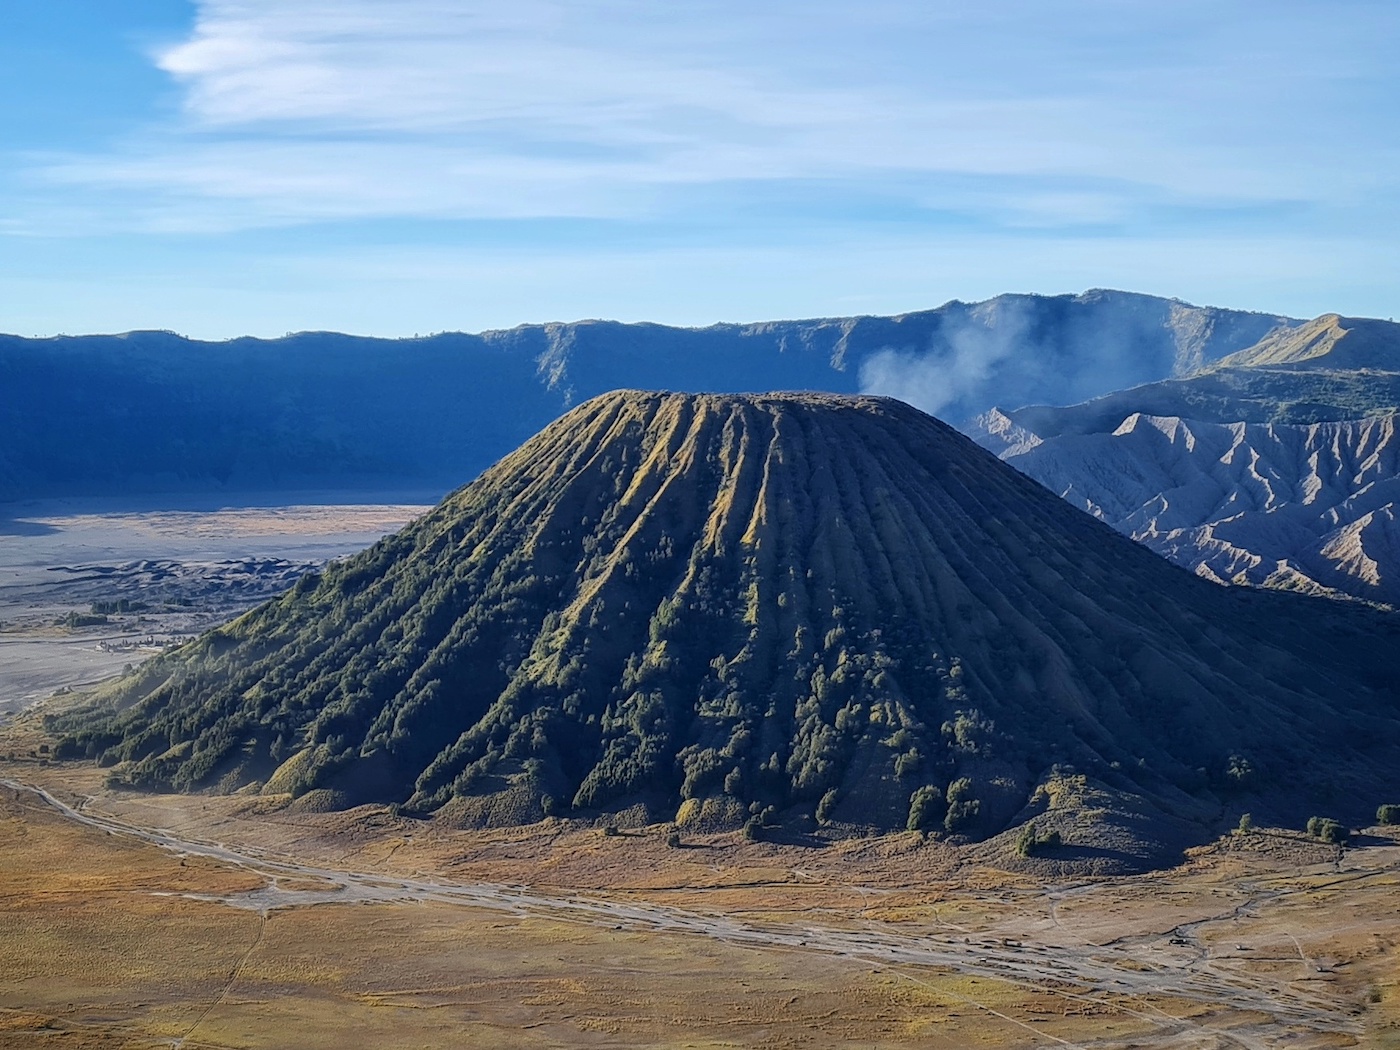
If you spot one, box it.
[0,290,1293,502]
[988,313,1400,439]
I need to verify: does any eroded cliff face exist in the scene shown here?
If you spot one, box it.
[988,412,1400,604]
[50,392,1400,865]
[970,314,1400,605]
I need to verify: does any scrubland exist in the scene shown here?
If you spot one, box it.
[2,747,1398,1049]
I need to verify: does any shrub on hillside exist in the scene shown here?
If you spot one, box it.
[906,785,944,833]
[1224,753,1256,790]
[1306,816,1349,845]
[1377,804,1400,826]
[943,778,981,833]
[1014,823,1062,857]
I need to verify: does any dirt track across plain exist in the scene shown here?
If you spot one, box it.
[6,775,1387,1049]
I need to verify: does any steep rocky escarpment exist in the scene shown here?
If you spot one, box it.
[1000,413,1400,603]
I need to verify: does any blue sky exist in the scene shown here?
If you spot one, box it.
[2,0,1397,338]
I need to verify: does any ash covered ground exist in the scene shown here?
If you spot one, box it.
[0,495,432,715]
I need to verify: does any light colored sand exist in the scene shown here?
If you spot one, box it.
[0,495,432,714]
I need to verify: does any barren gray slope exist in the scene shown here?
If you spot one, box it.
[998,413,1400,603]
[971,315,1400,604]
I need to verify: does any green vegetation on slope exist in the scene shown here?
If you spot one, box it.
[49,393,1400,850]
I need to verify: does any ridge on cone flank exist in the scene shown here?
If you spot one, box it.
[50,392,1400,871]
[1212,314,1400,371]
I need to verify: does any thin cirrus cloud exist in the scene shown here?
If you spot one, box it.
[26,0,1397,237]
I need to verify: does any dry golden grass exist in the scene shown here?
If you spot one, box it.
[3,754,1399,1049]
[0,775,1158,1050]
[0,784,1173,1050]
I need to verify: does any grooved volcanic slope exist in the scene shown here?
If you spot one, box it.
[52,393,1400,855]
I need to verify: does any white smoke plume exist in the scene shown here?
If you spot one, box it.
[858,299,1033,420]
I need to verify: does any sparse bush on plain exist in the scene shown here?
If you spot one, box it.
[1235,812,1254,834]
[91,599,147,615]
[665,830,682,848]
[57,611,108,628]
[1377,804,1400,826]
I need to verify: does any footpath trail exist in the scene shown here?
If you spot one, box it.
[3,777,1366,1047]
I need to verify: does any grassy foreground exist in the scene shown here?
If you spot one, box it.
[2,750,1399,1049]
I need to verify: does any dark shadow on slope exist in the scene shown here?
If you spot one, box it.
[0,517,59,536]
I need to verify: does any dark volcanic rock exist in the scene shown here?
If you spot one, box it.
[51,392,1400,867]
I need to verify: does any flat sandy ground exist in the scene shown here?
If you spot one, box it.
[2,500,1398,1048]
[2,751,1399,1049]
[0,495,431,714]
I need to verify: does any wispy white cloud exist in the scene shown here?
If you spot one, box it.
[17,0,1397,236]
[156,0,839,136]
